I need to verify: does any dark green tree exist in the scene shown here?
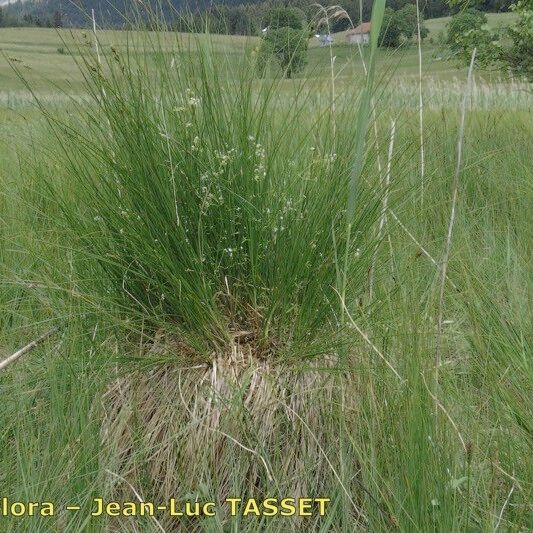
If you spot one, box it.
[395,4,419,40]
[502,0,533,79]
[447,9,487,50]
[267,6,305,30]
[259,25,308,78]
[446,0,531,75]
[447,9,500,67]
[379,7,402,47]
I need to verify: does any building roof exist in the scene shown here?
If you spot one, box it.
[347,22,371,35]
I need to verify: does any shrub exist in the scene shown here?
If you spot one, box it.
[266,6,305,31]
[395,4,419,40]
[447,9,500,67]
[447,9,487,50]
[502,0,533,80]
[378,5,428,47]
[259,26,309,77]
[379,7,402,47]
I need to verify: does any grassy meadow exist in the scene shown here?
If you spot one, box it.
[0,10,532,533]
[0,9,520,94]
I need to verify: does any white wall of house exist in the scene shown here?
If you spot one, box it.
[346,33,370,45]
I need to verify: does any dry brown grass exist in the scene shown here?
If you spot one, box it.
[100,332,358,530]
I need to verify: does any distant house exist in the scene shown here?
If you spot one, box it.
[346,23,371,45]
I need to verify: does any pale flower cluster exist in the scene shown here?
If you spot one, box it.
[253,141,266,182]
[186,88,201,108]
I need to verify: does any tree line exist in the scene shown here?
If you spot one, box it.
[1,0,516,31]
[0,6,63,28]
[173,0,516,36]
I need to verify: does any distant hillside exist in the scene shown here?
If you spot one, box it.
[2,0,514,31]
[2,0,266,28]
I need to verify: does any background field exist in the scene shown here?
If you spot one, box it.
[0,11,522,94]
[0,12,532,532]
